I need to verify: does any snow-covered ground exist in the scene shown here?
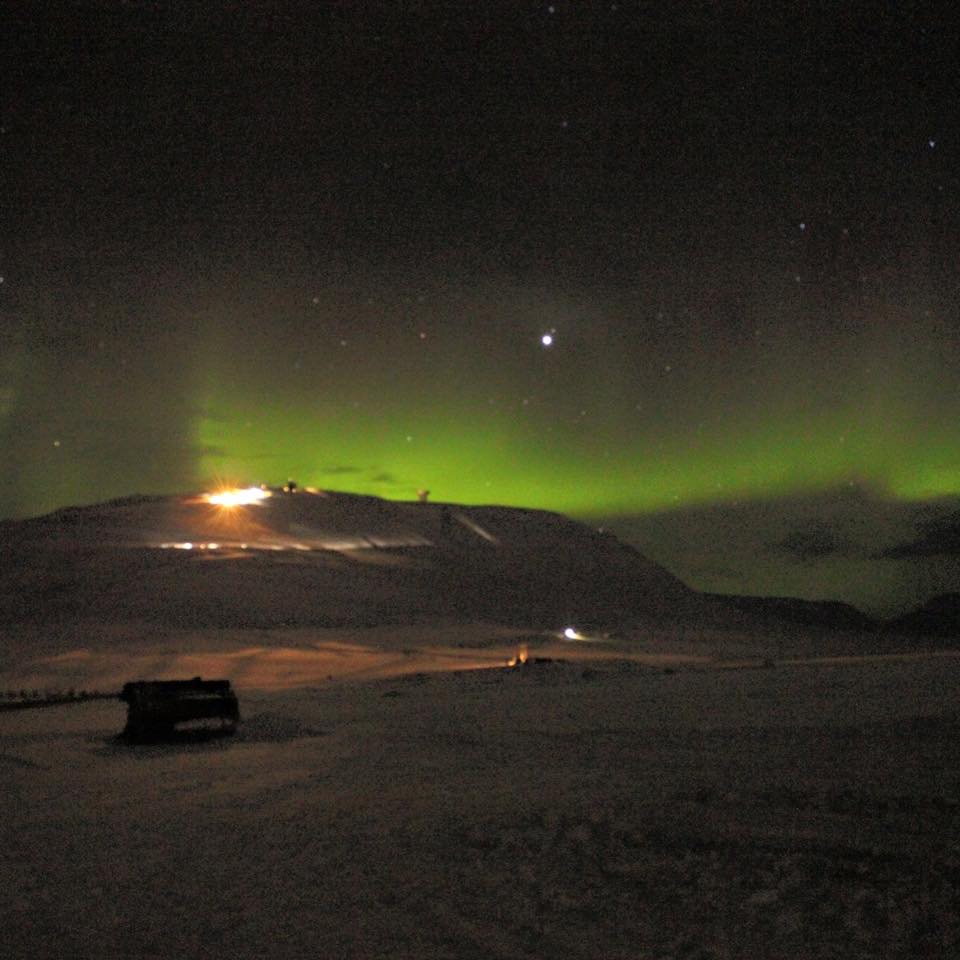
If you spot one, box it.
[2,494,957,956]
[3,639,959,959]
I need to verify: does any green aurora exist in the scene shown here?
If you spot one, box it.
[177,272,960,519]
[193,361,960,518]
[4,272,958,525]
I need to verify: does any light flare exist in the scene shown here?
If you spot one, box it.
[205,486,272,508]
[507,644,529,667]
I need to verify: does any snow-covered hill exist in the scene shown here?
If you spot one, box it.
[0,489,695,630]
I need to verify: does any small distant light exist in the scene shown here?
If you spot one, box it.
[929,139,937,149]
[541,333,554,347]
[564,627,579,640]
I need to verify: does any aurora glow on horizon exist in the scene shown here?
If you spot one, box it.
[188,313,960,518]
[6,271,960,521]
[3,3,959,614]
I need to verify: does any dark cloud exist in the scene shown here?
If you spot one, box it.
[194,444,227,459]
[370,472,397,484]
[598,492,960,618]
[769,527,859,563]
[318,465,363,476]
[878,513,960,559]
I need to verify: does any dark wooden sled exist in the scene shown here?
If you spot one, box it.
[120,678,239,741]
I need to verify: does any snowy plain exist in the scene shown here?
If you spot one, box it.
[2,492,958,958]
[3,628,960,959]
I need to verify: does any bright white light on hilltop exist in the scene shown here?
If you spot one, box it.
[541,333,554,347]
[563,627,582,640]
[206,486,272,507]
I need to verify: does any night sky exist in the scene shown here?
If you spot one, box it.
[3,1,959,614]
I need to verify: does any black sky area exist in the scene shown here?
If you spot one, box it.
[2,1,960,615]
[7,3,953,283]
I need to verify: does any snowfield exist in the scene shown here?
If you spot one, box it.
[2,493,958,957]
[3,645,960,959]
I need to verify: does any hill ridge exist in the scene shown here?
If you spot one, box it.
[0,489,694,630]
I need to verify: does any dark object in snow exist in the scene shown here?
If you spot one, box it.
[120,678,239,741]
